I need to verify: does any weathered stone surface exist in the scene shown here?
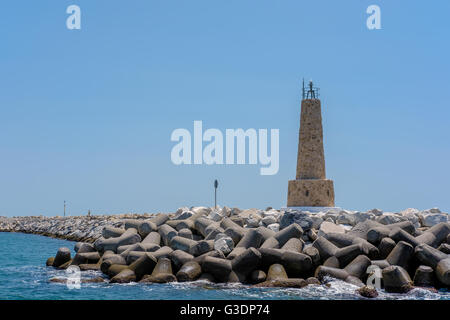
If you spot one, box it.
[357,286,378,298]
[399,208,421,228]
[287,179,335,207]
[262,216,278,226]
[376,213,407,225]
[419,212,449,227]
[279,211,313,231]
[296,99,326,180]
[318,221,345,237]
[214,234,234,255]
[174,210,194,220]
[208,210,224,222]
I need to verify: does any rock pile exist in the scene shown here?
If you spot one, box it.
[42,206,450,295]
[0,213,158,242]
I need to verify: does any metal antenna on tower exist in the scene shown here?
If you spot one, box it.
[305,79,320,100]
[302,78,305,100]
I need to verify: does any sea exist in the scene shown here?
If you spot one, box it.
[0,232,448,300]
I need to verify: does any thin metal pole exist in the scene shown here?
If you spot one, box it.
[214,179,218,209]
[64,200,66,217]
[302,78,305,100]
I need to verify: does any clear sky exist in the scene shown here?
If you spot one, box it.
[0,1,449,216]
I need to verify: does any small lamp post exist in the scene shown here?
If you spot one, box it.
[214,179,218,209]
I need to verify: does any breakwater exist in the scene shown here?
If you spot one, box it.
[1,206,449,297]
[0,213,158,243]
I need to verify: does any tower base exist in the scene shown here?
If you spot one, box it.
[287,179,335,207]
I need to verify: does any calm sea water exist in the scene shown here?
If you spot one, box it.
[0,232,448,300]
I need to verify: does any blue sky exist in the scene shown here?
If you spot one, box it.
[0,1,449,216]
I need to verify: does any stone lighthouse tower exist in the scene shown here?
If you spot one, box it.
[287,80,335,207]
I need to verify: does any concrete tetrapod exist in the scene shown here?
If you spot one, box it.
[142,232,161,245]
[323,233,379,259]
[149,214,169,227]
[128,252,157,281]
[312,237,367,267]
[366,221,415,244]
[378,238,396,259]
[382,265,413,293]
[74,242,96,253]
[169,236,198,253]
[314,254,372,287]
[110,268,136,283]
[169,250,195,271]
[371,241,415,270]
[202,256,232,283]
[273,223,303,247]
[415,223,450,248]
[413,265,435,288]
[158,224,178,246]
[100,254,127,274]
[227,229,264,259]
[176,261,202,282]
[231,248,262,280]
[166,219,195,232]
[249,270,267,284]
[102,226,125,239]
[189,240,215,257]
[415,243,450,286]
[71,252,100,266]
[107,264,129,278]
[94,228,141,253]
[141,258,177,283]
[52,247,71,268]
[280,238,304,252]
[137,220,158,238]
[303,246,321,267]
[124,219,158,238]
[193,250,225,266]
[254,264,308,288]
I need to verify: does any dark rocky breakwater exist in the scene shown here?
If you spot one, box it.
[0,213,159,243]
[2,206,450,297]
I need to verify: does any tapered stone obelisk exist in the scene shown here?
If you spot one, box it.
[287,81,335,207]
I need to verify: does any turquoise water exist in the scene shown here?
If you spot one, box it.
[0,232,448,300]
